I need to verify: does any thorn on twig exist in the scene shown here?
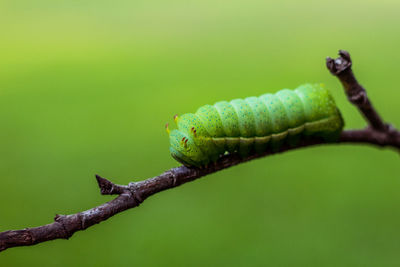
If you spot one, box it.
[95,174,115,195]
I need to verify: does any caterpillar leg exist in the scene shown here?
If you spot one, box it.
[254,136,271,154]
[238,137,255,157]
[286,125,305,147]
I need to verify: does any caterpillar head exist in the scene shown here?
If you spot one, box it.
[168,129,208,167]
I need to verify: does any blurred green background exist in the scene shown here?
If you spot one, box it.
[1,0,400,266]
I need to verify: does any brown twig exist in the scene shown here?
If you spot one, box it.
[1,50,399,253]
[326,50,388,131]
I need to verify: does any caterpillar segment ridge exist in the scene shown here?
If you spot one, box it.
[166,83,344,167]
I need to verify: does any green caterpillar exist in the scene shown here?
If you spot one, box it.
[166,83,344,167]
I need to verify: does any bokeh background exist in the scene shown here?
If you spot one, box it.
[1,0,400,266]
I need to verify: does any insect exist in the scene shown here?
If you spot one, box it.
[166,83,344,167]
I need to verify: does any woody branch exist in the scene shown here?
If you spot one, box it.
[1,50,399,252]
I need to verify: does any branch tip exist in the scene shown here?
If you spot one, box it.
[326,50,390,132]
[338,50,351,62]
[326,49,352,75]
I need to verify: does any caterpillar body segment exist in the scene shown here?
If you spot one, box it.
[167,84,344,167]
